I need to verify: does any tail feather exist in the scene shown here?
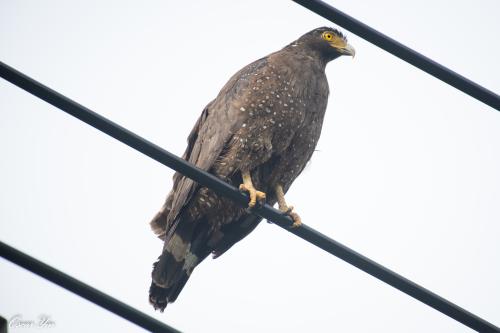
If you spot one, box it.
[149,218,212,311]
[149,257,190,311]
[151,252,186,289]
[150,207,168,240]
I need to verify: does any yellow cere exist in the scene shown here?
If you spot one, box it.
[321,31,347,48]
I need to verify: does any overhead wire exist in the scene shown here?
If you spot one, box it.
[1,61,498,332]
[0,241,180,333]
[292,0,500,111]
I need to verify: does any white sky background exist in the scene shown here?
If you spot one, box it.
[1,0,499,332]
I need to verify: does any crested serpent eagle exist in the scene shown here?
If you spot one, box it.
[149,27,355,310]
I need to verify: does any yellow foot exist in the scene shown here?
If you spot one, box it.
[280,205,302,228]
[275,184,302,228]
[239,183,266,208]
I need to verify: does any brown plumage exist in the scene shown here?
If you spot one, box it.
[149,27,355,311]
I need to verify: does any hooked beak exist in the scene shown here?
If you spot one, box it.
[339,43,356,58]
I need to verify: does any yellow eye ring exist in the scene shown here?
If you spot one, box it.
[322,32,334,41]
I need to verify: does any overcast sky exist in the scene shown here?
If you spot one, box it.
[1,1,499,332]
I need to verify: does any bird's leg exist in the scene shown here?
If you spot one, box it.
[275,184,302,228]
[239,170,266,208]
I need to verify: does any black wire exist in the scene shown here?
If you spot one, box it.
[0,241,181,333]
[292,0,500,111]
[1,61,499,332]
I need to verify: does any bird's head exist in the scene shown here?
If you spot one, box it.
[292,27,355,62]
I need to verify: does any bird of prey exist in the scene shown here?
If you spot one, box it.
[149,27,354,311]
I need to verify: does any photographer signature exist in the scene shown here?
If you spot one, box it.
[8,314,55,329]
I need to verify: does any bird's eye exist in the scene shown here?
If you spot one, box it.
[322,32,334,41]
